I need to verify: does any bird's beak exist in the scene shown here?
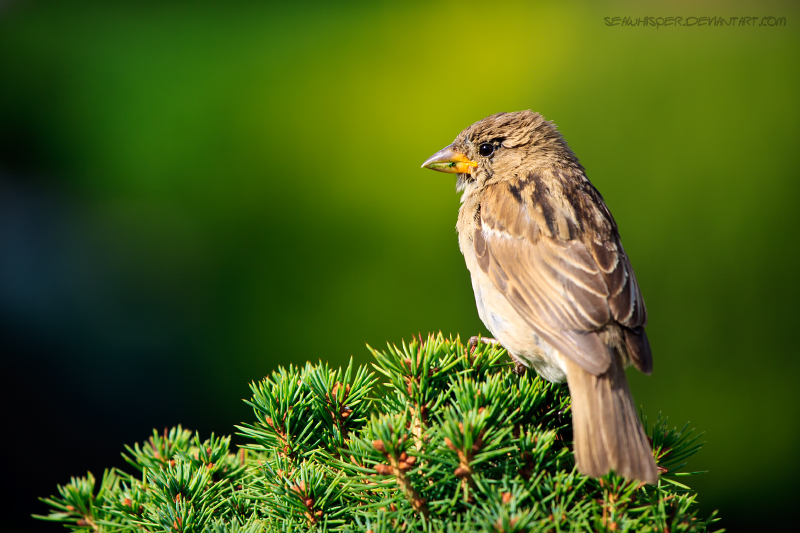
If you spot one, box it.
[420,145,477,174]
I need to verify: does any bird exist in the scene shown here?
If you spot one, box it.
[421,110,658,484]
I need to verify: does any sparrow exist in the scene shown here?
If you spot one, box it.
[421,110,658,484]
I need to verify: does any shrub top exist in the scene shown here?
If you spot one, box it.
[37,333,720,532]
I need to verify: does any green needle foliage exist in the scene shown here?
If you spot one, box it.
[36,333,721,532]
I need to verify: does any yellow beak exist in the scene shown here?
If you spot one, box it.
[420,145,477,174]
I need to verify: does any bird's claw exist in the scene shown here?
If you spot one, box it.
[467,335,502,354]
[466,336,527,375]
[512,360,528,376]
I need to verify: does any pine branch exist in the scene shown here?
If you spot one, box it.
[35,333,723,532]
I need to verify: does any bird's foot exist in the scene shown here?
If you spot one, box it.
[467,336,527,375]
[511,359,528,376]
[467,335,502,354]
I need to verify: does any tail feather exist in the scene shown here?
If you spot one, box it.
[565,356,658,484]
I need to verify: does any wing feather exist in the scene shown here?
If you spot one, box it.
[476,172,649,374]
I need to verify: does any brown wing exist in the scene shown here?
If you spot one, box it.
[475,170,649,375]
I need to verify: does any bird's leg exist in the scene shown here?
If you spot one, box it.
[511,359,528,376]
[467,336,528,375]
[467,335,502,354]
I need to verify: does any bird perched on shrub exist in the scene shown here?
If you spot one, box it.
[421,110,658,484]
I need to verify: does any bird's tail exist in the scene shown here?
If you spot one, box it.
[565,356,658,484]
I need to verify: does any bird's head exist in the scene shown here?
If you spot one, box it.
[421,110,581,193]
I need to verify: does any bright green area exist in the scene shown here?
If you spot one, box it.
[2,1,798,530]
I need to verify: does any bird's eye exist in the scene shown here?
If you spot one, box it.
[479,143,494,157]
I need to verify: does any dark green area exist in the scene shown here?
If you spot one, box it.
[37,336,719,532]
[1,1,798,531]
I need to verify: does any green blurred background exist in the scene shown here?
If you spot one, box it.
[1,0,798,530]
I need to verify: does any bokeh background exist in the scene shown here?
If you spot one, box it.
[2,0,798,530]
